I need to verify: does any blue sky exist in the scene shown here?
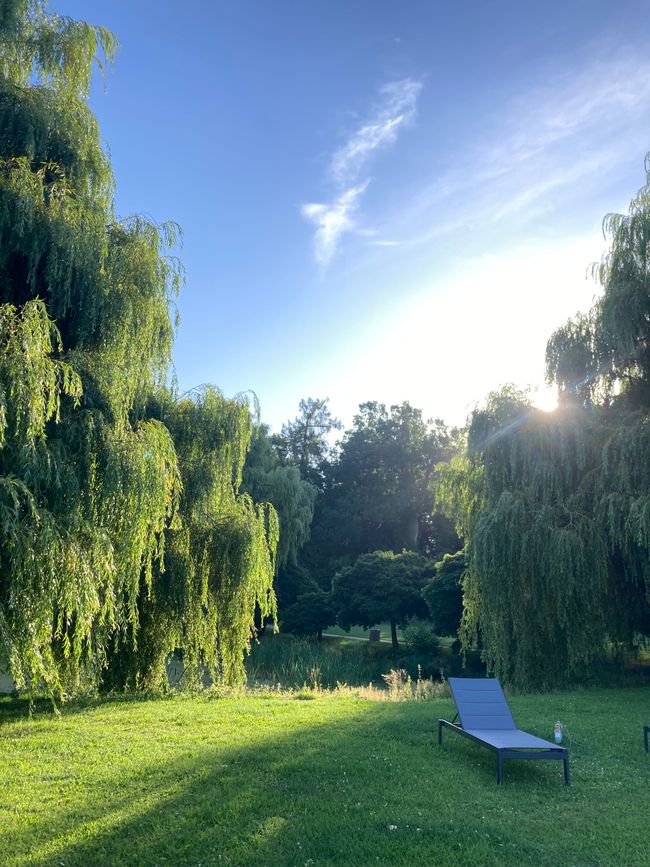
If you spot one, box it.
[56,1,650,429]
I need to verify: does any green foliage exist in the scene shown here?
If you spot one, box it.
[401,621,440,655]
[440,391,610,687]
[441,380,650,686]
[332,550,435,648]
[272,562,319,611]
[0,3,277,698]
[0,299,81,446]
[545,310,601,405]
[281,588,334,638]
[242,423,316,569]
[306,401,458,579]
[422,550,465,637]
[0,1,117,100]
[102,387,279,691]
[0,2,182,698]
[275,397,341,486]
[547,157,650,408]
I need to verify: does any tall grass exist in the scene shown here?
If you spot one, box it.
[246,633,488,690]
[246,634,395,689]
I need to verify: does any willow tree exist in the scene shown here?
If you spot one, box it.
[440,389,613,687]
[104,388,279,691]
[0,2,278,698]
[440,161,650,689]
[242,423,316,571]
[546,157,650,644]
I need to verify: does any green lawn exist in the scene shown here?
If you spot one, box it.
[1,688,648,866]
[322,622,400,642]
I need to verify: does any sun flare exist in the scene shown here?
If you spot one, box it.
[531,385,559,413]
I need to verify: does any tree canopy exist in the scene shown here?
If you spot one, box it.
[439,161,650,688]
[422,550,465,638]
[0,2,277,698]
[274,397,341,488]
[305,401,458,581]
[242,423,316,571]
[280,588,334,640]
[332,550,434,649]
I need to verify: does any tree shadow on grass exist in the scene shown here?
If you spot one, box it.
[0,691,180,725]
[3,697,607,867]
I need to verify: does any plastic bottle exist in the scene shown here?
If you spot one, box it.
[554,721,563,744]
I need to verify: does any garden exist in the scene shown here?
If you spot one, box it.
[1,3,650,866]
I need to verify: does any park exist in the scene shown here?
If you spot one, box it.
[1,2,649,865]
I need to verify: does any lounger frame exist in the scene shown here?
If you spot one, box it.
[438,678,570,785]
[438,714,569,784]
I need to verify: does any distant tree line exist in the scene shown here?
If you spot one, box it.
[242,398,463,650]
[246,162,650,688]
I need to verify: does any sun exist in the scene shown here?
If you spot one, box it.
[531,385,559,413]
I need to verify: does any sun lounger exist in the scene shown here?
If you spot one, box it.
[438,677,570,784]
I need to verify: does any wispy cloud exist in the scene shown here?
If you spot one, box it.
[385,54,650,250]
[302,78,422,267]
[301,182,369,266]
[330,79,422,185]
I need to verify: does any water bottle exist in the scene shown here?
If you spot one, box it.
[554,721,563,744]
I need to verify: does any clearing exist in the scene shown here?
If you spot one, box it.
[1,688,648,866]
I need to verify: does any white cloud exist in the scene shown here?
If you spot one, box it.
[384,54,650,250]
[368,239,401,247]
[301,182,369,266]
[491,57,650,168]
[330,79,422,185]
[302,78,422,266]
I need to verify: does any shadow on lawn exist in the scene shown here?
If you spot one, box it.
[10,699,576,867]
[0,691,177,725]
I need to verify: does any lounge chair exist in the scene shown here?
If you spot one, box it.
[644,725,649,752]
[438,677,570,784]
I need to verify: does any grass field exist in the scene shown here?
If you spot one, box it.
[1,687,648,866]
[321,622,399,642]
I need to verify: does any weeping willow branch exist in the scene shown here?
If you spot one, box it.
[0,3,278,699]
[439,161,650,688]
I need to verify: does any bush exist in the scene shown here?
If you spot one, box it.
[422,550,464,637]
[402,621,440,655]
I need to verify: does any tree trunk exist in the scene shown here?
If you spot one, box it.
[407,514,419,550]
[390,619,399,651]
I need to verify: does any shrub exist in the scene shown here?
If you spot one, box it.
[402,621,440,655]
[422,550,465,637]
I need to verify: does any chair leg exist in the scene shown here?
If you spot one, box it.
[644,726,649,753]
[563,756,570,785]
[496,752,503,784]
[438,720,443,745]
